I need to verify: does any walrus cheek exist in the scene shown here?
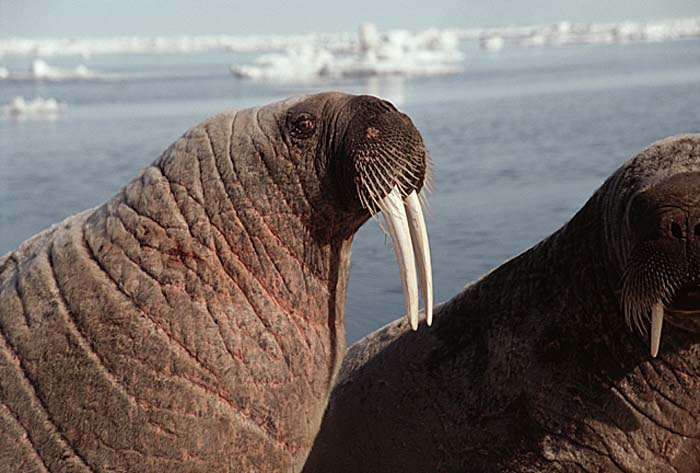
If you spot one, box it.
[376,186,433,331]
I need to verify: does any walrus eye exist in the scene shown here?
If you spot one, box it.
[290,113,316,139]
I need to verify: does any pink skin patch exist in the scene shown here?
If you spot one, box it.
[366,127,380,139]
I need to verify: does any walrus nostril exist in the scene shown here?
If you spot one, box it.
[672,222,683,239]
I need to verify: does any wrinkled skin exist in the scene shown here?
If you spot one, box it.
[0,92,428,472]
[305,135,700,472]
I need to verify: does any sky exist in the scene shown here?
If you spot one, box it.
[0,0,699,37]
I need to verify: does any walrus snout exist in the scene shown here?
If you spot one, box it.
[337,95,428,207]
[341,96,431,330]
[279,92,432,330]
[622,171,700,356]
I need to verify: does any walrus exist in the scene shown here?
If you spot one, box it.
[304,135,700,472]
[0,92,434,472]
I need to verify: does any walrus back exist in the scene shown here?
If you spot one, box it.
[0,211,97,472]
[0,114,315,471]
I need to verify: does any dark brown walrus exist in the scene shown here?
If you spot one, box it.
[305,135,700,472]
[0,92,434,472]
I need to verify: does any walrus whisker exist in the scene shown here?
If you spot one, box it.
[621,256,685,357]
[363,161,395,231]
[364,156,419,225]
[360,170,383,210]
[356,181,371,212]
[381,152,423,185]
[422,154,435,193]
[366,159,396,198]
[362,169,395,236]
[362,169,388,214]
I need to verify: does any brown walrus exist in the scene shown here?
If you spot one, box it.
[0,92,434,472]
[305,134,700,472]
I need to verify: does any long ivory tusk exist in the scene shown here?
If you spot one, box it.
[378,186,420,330]
[405,190,433,326]
[650,302,664,357]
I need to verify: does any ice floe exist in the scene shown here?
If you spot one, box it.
[480,35,505,52]
[0,17,697,60]
[231,46,335,81]
[0,96,66,119]
[0,59,104,81]
[231,23,464,81]
[464,17,700,49]
[0,33,354,57]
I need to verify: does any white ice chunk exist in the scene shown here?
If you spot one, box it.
[0,96,66,120]
[231,23,465,82]
[1,59,105,81]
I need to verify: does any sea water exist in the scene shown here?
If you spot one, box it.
[1,40,700,343]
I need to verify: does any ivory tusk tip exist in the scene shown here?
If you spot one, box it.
[650,302,664,358]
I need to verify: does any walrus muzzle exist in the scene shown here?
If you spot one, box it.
[336,96,433,329]
[622,171,700,356]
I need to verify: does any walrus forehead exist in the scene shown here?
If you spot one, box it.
[602,135,700,240]
[619,134,700,193]
[264,91,355,117]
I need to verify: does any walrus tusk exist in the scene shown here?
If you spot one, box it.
[378,186,420,330]
[405,190,433,326]
[650,301,664,357]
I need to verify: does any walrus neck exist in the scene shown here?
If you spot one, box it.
[86,110,356,361]
[162,109,354,320]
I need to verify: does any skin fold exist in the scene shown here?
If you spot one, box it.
[305,135,700,473]
[0,92,429,472]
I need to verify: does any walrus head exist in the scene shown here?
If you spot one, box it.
[604,135,700,356]
[222,92,433,328]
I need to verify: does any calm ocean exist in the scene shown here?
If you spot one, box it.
[2,40,700,342]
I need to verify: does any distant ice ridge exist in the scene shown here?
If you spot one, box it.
[0,33,354,57]
[470,17,700,50]
[231,23,464,81]
[0,96,66,119]
[0,16,698,58]
[0,59,104,81]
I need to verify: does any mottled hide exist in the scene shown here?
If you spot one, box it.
[0,92,430,472]
[305,135,700,473]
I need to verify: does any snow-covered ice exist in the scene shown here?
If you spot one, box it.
[476,17,700,49]
[0,59,104,81]
[480,35,505,52]
[0,16,697,61]
[30,59,98,80]
[0,33,354,57]
[231,23,465,81]
[232,46,335,81]
[0,96,66,119]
